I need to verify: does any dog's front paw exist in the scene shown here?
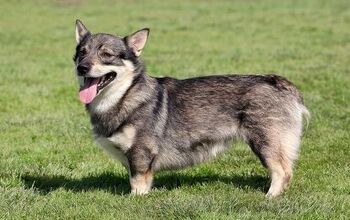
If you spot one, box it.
[130,171,153,195]
[131,187,150,195]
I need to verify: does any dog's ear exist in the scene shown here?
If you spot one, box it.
[125,28,150,57]
[75,19,90,44]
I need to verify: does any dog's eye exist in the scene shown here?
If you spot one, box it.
[101,52,114,58]
[79,49,87,56]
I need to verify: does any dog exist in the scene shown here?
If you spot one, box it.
[73,20,310,197]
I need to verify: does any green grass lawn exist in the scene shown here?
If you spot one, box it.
[1,0,349,219]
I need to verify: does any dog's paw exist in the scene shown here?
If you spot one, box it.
[265,188,283,199]
[130,171,153,195]
[131,187,150,195]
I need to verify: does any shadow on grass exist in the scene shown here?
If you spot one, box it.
[21,172,269,195]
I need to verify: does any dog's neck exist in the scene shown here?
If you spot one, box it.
[87,64,157,137]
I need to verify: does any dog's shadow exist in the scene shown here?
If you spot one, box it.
[21,172,269,195]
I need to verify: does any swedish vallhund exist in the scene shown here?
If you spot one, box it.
[73,20,309,197]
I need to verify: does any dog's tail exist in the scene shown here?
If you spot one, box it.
[268,75,311,129]
[289,82,310,130]
[301,104,311,130]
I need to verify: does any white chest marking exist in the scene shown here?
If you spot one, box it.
[95,125,136,167]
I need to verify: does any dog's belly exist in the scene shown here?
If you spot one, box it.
[154,141,229,171]
[191,141,228,163]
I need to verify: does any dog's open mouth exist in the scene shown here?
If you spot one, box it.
[96,72,117,91]
[79,72,117,104]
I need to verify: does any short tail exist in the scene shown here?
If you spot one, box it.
[301,105,311,130]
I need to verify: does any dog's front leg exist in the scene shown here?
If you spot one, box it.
[129,170,154,195]
[127,146,155,195]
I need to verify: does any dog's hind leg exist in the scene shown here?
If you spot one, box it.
[247,126,300,198]
[264,156,293,198]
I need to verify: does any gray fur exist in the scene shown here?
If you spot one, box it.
[73,20,310,197]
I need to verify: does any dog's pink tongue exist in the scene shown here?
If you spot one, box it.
[79,78,99,104]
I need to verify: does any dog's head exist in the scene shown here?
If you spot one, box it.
[73,20,149,104]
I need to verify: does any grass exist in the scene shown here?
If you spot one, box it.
[0,0,349,219]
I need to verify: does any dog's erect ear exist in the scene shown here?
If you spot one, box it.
[75,19,90,44]
[125,28,150,57]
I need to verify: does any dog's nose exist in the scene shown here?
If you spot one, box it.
[77,65,90,75]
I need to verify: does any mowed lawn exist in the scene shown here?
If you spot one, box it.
[0,0,349,219]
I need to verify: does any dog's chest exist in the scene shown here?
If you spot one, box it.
[95,125,136,167]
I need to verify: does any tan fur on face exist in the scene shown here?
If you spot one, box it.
[89,60,135,113]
